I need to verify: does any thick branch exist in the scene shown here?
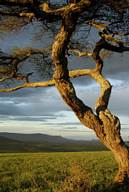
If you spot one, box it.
[92,39,112,114]
[69,48,92,57]
[0,77,12,83]
[102,41,129,53]
[0,80,54,92]
[40,1,96,16]
[39,3,66,15]
[0,69,92,92]
[100,33,126,45]
[51,0,101,131]
[91,70,112,114]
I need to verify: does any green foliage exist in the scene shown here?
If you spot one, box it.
[0,152,117,192]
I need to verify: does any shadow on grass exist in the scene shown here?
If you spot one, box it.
[92,183,129,192]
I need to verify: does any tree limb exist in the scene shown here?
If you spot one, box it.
[40,1,96,16]
[0,80,54,92]
[102,40,129,53]
[0,47,50,83]
[51,0,101,132]
[69,48,92,57]
[0,68,92,92]
[92,39,112,114]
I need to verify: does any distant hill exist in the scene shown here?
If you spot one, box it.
[0,132,108,152]
[0,135,30,152]
[0,135,18,143]
[0,132,68,143]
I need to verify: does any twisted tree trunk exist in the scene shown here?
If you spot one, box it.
[95,111,129,184]
[114,145,129,183]
[51,1,129,185]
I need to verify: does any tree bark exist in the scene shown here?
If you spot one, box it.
[51,2,129,186]
[95,112,129,184]
[114,145,129,184]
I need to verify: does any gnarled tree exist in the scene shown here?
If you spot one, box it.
[0,0,129,189]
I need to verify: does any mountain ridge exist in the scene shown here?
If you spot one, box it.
[0,132,69,143]
[0,132,108,152]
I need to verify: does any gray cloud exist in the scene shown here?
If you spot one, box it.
[62,127,80,130]
[58,129,91,132]
[0,87,69,118]
[9,116,54,122]
[0,79,129,122]
[0,21,129,139]
[109,85,129,116]
[0,101,22,116]
[41,122,81,126]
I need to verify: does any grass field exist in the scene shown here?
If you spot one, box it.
[0,151,118,192]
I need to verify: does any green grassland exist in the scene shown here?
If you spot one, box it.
[0,151,118,192]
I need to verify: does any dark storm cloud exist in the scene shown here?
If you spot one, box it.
[104,53,129,76]
[0,21,129,122]
[0,101,22,116]
[69,53,129,86]
[68,27,129,85]
[109,85,129,116]
[0,87,48,98]
[0,87,70,121]
[0,79,129,119]
[0,114,57,122]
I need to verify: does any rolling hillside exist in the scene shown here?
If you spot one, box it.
[0,132,107,152]
[0,132,68,143]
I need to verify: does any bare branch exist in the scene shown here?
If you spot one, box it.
[19,12,35,21]
[0,47,50,82]
[0,68,92,92]
[100,33,126,45]
[51,0,102,131]
[40,0,96,16]
[90,21,108,32]
[0,76,13,83]
[91,70,112,114]
[39,3,66,15]
[90,21,129,46]
[69,48,92,57]
[102,40,129,53]
[0,80,54,93]
[92,39,112,114]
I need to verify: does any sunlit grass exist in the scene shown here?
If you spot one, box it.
[0,152,117,192]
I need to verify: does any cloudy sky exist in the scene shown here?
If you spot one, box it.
[0,19,129,140]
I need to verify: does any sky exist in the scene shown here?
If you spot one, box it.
[0,18,129,140]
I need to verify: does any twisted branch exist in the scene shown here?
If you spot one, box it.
[91,39,112,114]
[0,68,92,92]
[0,47,50,83]
[69,48,92,57]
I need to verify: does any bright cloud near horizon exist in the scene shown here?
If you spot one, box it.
[0,22,129,140]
